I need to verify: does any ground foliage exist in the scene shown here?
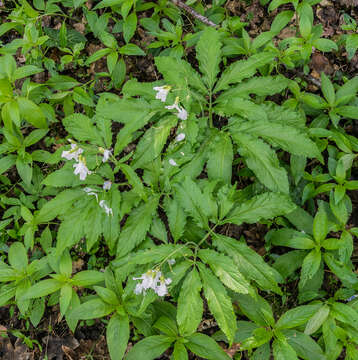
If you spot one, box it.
[0,0,358,359]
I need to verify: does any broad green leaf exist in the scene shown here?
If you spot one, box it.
[304,305,330,335]
[174,177,210,228]
[300,250,322,286]
[313,206,328,244]
[120,44,145,56]
[198,263,237,345]
[8,242,27,271]
[36,189,83,223]
[215,97,267,121]
[270,229,315,250]
[155,56,206,94]
[324,253,358,287]
[94,286,119,305]
[196,27,222,89]
[129,244,191,265]
[177,268,203,336]
[29,298,45,327]
[321,72,335,105]
[153,316,178,337]
[217,75,289,101]
[336,105,358,120]
[198,249,252,294]
[231,120,321,160]
[214,52,276,92]
[125,335,174,360]
[224,192,296,225]
[172,341,188,360]
[71,270,105,287]
[12,65,43,81]
[0,155,16,175]
[117,196,159,257]
[164,198,186,243]
[63,114,104,146]
[16,157,32,186]
[272,337,298,360]
[23,279,62,299]
[283,329,326,360]
[107,313,130,360]
[276,304,322,330]
[71,298,114,320]
[17,97,47,128]
[235,293,275,327]
[232,133,289,194]
[60,283,72,316]
[331,302,358,331]
[186,333,231,360]
[214,234,282,294]
[207,131,233,185]
[273,250,306,279]
[132,116,177,169]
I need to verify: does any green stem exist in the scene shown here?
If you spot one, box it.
[208,90,213,128]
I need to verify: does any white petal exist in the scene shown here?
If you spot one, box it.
[103,181,112,190]
[175,133,185,142]
[169,159,178,166]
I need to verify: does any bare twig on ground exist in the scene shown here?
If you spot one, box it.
[170,0,218,28]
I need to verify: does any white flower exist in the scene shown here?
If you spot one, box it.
[73,157,92,180]
[169,159,178,166]
[165,98,188,120]
[133,270,171,297]
[177,107,188,120]
[153,85,171,102]
[62,143,83,161]
[167,259,176,265]
[99,200,113,216]
[103,181,112,190]
[175,133,185,142]
[84,187,98,201]
[102,149,112,163]
[133,270,161,295]
[156,277,172,297]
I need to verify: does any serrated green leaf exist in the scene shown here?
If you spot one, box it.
[214,234,282,294]
[132,116,177,169]
[240,134,289,192]
[224,192,296,225]
[196,27,222,89]
[231,120,321,160]
[198,249,252,294]
[198,263,237,345]
[63,114,104,146]
[207,131,233,185]
[214,52,276,92]
[177,268,203,336]
[117,196,159,257]
[276,304,322,330]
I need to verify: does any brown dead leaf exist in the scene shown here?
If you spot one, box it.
[310,52,334,75]
[41,336,79,360]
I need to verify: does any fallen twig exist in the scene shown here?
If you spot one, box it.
[170,0,218,28]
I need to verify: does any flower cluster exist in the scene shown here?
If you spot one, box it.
[61,141,113,181]
[133,269,172,297]
[62,141,92,181]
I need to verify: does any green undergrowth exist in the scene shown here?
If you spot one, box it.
[0,0,358,359]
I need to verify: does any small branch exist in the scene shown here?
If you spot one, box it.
[170,0,218,28]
